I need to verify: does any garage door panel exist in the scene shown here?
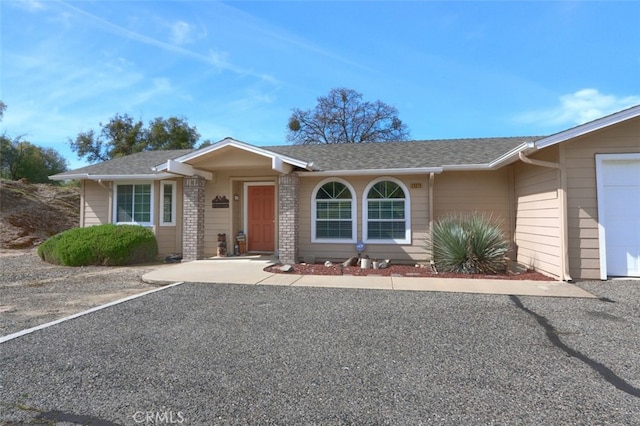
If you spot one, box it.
[600,160,640,184]
[606,221,640,245]
[603,187,640,216]
[597,154,640,277]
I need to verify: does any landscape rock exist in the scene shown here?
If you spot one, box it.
[280,264,294,273]
[342,256,358,268]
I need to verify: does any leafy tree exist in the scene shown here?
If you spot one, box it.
[0,134,67,182]
[287,87,410,144]
[197,139,213,149]
[70,114,146,163]
[0,102,67,182]
[0,134,19,178]
[70,114,201,163]
[147,116,200,150]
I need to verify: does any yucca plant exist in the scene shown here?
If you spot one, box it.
[429,213,509,274]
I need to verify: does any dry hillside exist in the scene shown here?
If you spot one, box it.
[0,179,80,249]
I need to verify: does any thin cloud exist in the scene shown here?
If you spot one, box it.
[171,20,193,45]
[55,0,278,85]
[11,0,45,12]
[516,89,640,127]
[129,78,174,107]
[204,0,373,73]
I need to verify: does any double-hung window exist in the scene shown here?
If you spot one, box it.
[312,179,356,242]
[364,178,411,243]
[114,183,153,226]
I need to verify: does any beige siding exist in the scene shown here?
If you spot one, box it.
[191,148,273,170]
[154,179,183,256]
[562,115,640,279]
[81,179,184,257]
[433,169,512,218]
[298,174,430,263]
[513,147,562,279]
[433,169,515,256]
[155,226,176,256]
[82,180,110,226]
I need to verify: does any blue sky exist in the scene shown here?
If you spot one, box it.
[2,0,639,170]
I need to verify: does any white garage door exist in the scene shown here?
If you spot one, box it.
[596,153,640,278]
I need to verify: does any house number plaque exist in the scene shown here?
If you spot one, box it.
[212,195,230,208]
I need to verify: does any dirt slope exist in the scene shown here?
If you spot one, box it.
[0,179,80,249]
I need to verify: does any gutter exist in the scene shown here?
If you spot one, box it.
[48,173,175,181]
[518,151,573,282]
[296,167,443,177]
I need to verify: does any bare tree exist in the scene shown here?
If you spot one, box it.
[287,88,410,144]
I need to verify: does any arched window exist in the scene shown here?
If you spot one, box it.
[363,178,411,243]
[312,179,356,242]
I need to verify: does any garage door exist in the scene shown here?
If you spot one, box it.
[596,154,640,278]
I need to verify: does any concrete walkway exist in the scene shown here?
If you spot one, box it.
[142,256,597,298]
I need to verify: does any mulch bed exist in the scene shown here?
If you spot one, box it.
[264,263,552,281]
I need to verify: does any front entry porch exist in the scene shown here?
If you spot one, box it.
[181,174,300,265]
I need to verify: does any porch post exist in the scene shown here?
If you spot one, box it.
[183,175,206,261]
[278,173,299,264]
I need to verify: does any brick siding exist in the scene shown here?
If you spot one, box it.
[278,174,299,264]
[183,175,206,261]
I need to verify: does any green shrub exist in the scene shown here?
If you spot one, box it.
[38,224,158,266]
[429,213,509,274]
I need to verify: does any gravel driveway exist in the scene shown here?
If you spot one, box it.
[0,249,163,335]
[1,277,639,425]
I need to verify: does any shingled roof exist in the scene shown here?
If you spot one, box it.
[52,137,543,179]
[265,137,539,171]
[52,149,194,178]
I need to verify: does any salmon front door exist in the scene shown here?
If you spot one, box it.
[247,185,275,252]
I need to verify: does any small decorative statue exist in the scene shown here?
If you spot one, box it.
[216,233,227,257]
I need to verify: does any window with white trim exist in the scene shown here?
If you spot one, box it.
[364,178,411,243]
[114,183,153,226]
[160,181,176,226]
[312,179,356,242]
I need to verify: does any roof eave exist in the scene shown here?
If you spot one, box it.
[441,141,536,171]
[296,167,444,177]
[490,141,537,168]
[48,173,175,181]
[155,137,314,172]
[535,104,640,150]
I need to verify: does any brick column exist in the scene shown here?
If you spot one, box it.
[278,174,299,265]
[183,175,206,261]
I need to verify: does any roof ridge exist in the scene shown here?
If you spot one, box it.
[264,135,544,149]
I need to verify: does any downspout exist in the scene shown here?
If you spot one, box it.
[518,152,573,282]
[428,172,435,259]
